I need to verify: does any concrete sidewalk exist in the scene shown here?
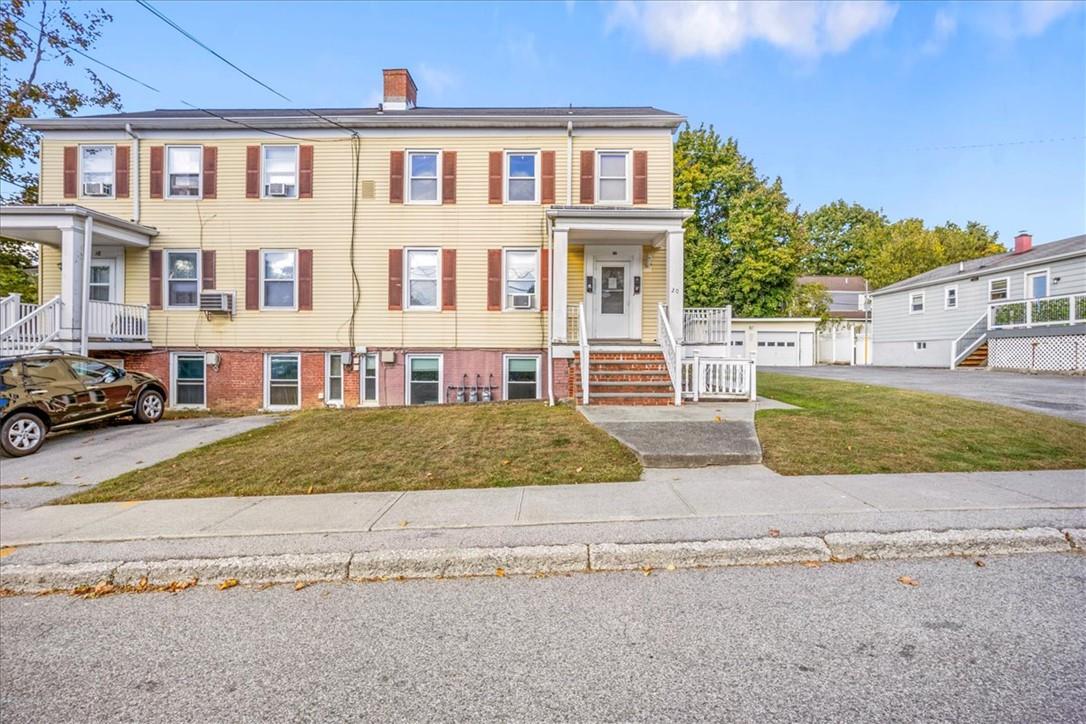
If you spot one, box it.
[2,466,1083,550]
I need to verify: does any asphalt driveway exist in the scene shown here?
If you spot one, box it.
[0,415,278,509]
[770,366,1086,424]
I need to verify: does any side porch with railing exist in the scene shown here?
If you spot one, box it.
[951,292,1086,369]
[1,293,150,356]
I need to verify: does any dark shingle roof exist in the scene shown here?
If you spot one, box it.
[872,234,1086,295]
[796,275,868,292]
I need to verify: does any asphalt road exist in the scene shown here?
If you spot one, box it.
[769,366,1086,423]
[2,554,1083,723]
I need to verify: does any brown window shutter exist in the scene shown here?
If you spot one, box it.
[541,151,556,205]
[246,146,260,198]
[441,249,457,310]
[442,151,456,204]
[389,151,404,203]
[579,150,594,204]
[149,249,163,310]
[201,250,216,291]
[149,146,164,199]
[202,146,217,199]
[299,145,314,198]
[540,249,549,311]
[245,250,259,310]
[63,146,77,198]
[487,249,502,311]
[633,150,648,205]
[388,249,403,310]
[298,249,313,310]
[115,146,130,198]
[488,151,503,204]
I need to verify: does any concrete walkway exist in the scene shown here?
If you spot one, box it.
[580,399,796,466]
[2,466,1082,549]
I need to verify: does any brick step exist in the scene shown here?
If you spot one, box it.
[572,359,669,369]
[576,352,664,361]
[586,372,672,382]
[589,382,673,394]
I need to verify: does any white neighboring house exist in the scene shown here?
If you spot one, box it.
[797,275,871,365]
[869,232,1086,370]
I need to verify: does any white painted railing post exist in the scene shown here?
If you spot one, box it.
[749,360,757,401]
[692,351,701,403]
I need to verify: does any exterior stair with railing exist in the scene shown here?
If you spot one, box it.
[0,295,63,357]
[956,341,988,367]
[570,351,676,405]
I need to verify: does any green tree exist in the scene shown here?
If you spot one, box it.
[864,219,1002,289]
[674,124,802,316]
[799,200,888,275]
[785,281,831,321]
[0,237,37,300]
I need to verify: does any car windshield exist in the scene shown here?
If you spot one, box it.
[0,360,18,393]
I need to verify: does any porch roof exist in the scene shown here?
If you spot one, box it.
[1,205,157,248]
[547,206,692,245]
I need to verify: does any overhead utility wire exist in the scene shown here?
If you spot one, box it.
[912,136,1085,152]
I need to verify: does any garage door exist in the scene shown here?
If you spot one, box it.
[755,332,800,366]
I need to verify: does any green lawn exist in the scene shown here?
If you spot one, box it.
[755,372,1086,476]
[60,402,641,504]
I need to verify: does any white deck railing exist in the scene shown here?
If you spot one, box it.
[989,293,1086,330]
[681,355,756,401]
[86,300,149,340]
[577,301,590,405]
[1,294,38,331]
[683,307,732,345]
[0,296,62,356]
[658,303,683,406]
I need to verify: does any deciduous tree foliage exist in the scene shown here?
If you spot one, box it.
[674,124,803,316]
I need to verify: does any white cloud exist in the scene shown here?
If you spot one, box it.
[921,8,958,56]
[1018,0,1079,35]
[607,0,898,60]
[971,0,1081,40]
[414,63,459,100]
[504,31,543,69]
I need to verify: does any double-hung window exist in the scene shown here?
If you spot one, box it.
[166,146,202,198]
[597,151,630,203]
[504,249,538,310]
[909,292,925,314]
[406,248,439,310]
[407,151,439,203]
[261,250,297,309]
[989,277,1009,302]
[325,353,344,406]
[172,353,206,408]
[944,286,958,309]
[165,250,200,308]
[265,353,300,409]
[362,353,378,405]
[407,354,442,405]
[263,145,298,197]
[504,355,540,400]
[505,151,538,203]
[80,145,114,197]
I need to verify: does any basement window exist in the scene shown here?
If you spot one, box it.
[504,355,541,400]
[172,353,206,408]
[407,355,442,405]
[265,353,300,410]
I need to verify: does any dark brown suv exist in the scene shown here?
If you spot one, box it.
[0,354,167,457]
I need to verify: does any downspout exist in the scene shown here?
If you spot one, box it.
[124,123,140,223]
[548,121,574,405]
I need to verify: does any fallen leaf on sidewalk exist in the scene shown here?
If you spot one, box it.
[398,520,408,528]
[897,575,920,587]
[218,578,239,590]
[294,582,309,591]
[713,416,722,423]
[495,568,506,578]
[974,560,986,568]
[0,547,16,559]
[666,563,676,571]
[768,528,781,538]
[803,561,821,569]
[641,566,653,576]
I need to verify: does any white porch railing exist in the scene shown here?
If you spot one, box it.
[658,303,682,406]
[989,293,1086,330]
[0,296,62,356]
[1,294,38,331]
[577,301,590,405]
[683,307,732,345]
[950,311,989,369]
[86,300,149,340]
[681,355,756,401]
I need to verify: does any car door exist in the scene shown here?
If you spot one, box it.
[19,357,92,425]
[65,358,131,415]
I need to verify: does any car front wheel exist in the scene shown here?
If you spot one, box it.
[1,412,48,457]
[134,389,165,423]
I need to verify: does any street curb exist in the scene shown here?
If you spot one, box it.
[0,528,1078,593]
[590,537,828,571]
[824,527,1070,561]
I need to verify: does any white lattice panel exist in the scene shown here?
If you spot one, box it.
[989,334,1086,371]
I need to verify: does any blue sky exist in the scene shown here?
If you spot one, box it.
[12,0,1086,244]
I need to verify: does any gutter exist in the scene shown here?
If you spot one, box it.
[125,123,140,223]
[869,247,1086,297]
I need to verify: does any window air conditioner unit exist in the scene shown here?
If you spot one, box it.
[83,182,106,196]
[199,290,236,318]
[512,294,534,310]
[267,183,289,197]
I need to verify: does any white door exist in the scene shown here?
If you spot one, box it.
[593,261,632,339]
[755,331,800,366]
[88,259,118,303]
[799,332,815,366]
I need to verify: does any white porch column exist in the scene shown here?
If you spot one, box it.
[59,222,86,348]
[80,216,93,355]
[551,228,569,341]
[666,229,684,335]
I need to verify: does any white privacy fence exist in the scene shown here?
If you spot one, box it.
[680,355,756,401]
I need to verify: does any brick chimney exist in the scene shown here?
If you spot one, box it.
[382,68,417,111]
[1014,230,1033,254]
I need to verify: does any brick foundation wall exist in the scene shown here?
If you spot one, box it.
[102,347,552,413]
